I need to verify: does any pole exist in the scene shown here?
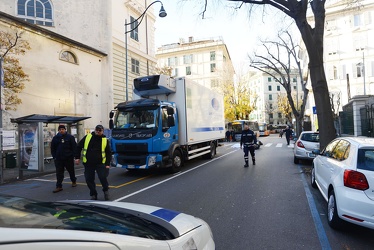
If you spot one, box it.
[363,52,366,95]
[125,18,128,102]
[0,57,3,183]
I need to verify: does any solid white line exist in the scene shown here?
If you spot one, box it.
[114,150,238,202]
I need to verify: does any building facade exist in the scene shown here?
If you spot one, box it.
[247,69,304,126]
[0,0,161,131]
[156,36,235,90]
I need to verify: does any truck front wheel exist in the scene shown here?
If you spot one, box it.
[170,150,183,173]
[204,142,216,159]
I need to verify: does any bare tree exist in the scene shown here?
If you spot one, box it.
[201,0,335,149]
[249,31,308,136]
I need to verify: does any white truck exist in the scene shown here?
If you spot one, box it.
[109,75,225,173]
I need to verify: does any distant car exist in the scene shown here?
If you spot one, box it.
[293,131,320,164]
[0,195,215,249]
[311,136,374,230]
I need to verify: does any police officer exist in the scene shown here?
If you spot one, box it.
[75,125,111,200]
[240,125,257,167]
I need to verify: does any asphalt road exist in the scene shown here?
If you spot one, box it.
[0,134,372,249]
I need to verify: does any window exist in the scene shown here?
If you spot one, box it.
[326,19,336,31]
[269,113,273,119]
[60,51,78,64]
[131,58,140,74]
[183,54,193,64]
[186,66,191,75]
[172,68,178,77]
[269,94,272,100]
[168,57,178,66]
[268,77,272,82]
[354,14,362,27]
[211,79,219,88]
[331,140,350,161]
[210,51,216,61]
[269,104,273,109]
[277,86,280,91]
[339,65,347,79]
[130,16,139,41]
[17,0,53,26]
[268,85,272,91]
[278,113,282,118]
[355,63,363,78]
[210,63,216,72]
[292,78,297,82]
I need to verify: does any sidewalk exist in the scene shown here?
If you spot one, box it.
[0,161,84,185]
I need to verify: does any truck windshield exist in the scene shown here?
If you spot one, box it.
[115,108,158,129]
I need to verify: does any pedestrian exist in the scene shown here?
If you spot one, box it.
[74,125,111,200]
[231,130,236,142]
[240,124,257,167]
[283,126,292,145]
[225,130,231,142]
[51,124,77,193]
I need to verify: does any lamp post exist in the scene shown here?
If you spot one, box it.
[125,0,167,101]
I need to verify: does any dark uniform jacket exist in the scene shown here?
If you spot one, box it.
[240,129,257,147]
[51,133,77,160]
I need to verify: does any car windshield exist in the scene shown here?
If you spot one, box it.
[357,149,374,171]
[301,133,319,143]
[115,108,158,129]
[0,195,174,240]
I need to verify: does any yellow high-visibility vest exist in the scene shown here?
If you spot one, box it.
[82,133,107,163]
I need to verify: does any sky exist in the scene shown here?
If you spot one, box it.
[154,0,295,74]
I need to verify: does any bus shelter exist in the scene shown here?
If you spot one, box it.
[8,114,90,179]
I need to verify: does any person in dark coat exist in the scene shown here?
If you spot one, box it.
[283,126,292,145]
[74,125,111,200]
[51,124,77,193]
[240,125,257,167]
[225,130,231,142]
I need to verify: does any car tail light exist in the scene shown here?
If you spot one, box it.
[297,141,305,148]
[344,170,369,190]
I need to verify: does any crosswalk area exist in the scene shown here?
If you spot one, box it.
[228,143,294,148]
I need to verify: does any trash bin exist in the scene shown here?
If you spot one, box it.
[5,152,17,168]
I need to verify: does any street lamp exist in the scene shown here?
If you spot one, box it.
[125,0,167,101]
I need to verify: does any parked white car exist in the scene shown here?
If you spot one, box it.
[311,136,374,230]
[293,131,320,164]
[0,195,215,249]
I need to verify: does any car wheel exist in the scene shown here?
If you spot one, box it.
[169,150,183,173]
[293,156,299,164]
[327,189,344,229]
[311,166,317,188]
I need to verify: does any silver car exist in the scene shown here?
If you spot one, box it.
[293,131,320,164]
[0,195,215,249]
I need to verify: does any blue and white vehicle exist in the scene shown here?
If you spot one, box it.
[109,75,225,173]
[0,194,215,249]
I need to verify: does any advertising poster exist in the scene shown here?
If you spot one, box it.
[19,123,39,170]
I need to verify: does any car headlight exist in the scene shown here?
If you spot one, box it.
[148,156,156,166]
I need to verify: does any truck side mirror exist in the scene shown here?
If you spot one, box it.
[109,111,114,129]
[167,116,175,127]
[167,107,174,115]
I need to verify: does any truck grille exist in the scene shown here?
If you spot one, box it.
[116,143,148,153]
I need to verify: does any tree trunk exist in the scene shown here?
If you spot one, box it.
[308,64,336,149]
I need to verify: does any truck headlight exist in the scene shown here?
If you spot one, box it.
[148,156,156,166]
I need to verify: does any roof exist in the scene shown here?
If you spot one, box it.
[10,114,91,124]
